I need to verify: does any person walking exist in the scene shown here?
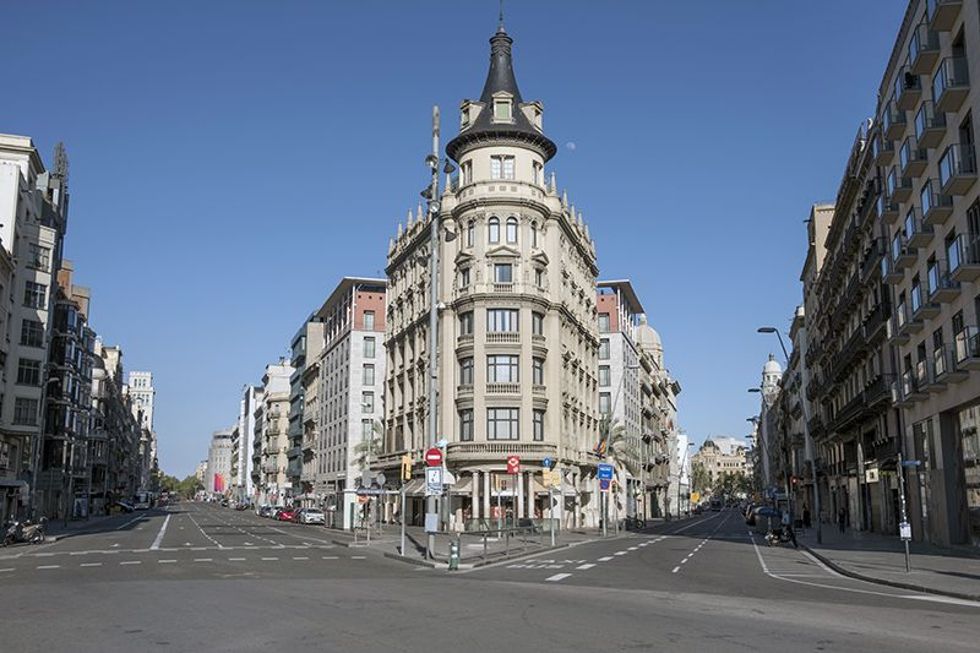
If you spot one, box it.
[837,506,847,534]
[781,509,798,549]
[802,503,811,534]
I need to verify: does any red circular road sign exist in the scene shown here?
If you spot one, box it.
[425,447,443,467]
[506,455,520,474]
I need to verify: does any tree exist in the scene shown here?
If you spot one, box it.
[691,461,710,494]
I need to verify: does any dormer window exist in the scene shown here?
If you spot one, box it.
[493,98,512,122]
[461,109,470,129]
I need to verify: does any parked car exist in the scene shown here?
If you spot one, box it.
[297,508,326,525]
[114,501,135,513]
[276,508,297,522]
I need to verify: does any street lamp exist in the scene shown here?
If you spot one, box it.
[757,324,821,544]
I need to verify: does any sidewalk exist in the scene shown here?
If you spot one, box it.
[44,511,142,542]
[797,525,980,601]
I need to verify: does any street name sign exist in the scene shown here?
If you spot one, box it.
[597,463,614,481]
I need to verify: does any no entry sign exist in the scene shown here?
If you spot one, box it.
[425,447,443,467]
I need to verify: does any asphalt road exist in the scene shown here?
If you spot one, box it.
[1,503,977,652]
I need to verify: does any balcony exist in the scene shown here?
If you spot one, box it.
[933,344,969,384]
[888,314,910,344]
[927,0,963,32]
[860,238,885,282]
[878,199,902,230]
[486,382,520,394]
[900,368,929,404]
[927,260,961,302]
[896,302,923,336]
[881,254,903,284]
[914,101,947,149]
[939,143,977,195]
[895,66,922,110]
[492,282,514,293]
[899,136,928,178]
[927,348,949,391]
[873,136,895,166]
[954,327,980,370]
[445,441,557,463]
[891,234,917,271]
[882,101,907,141]
[887,169,914,203]
[904,208,934,247]
[909,23,941,74]
[486,332,519,345]
[948,234,980,281]
[862,302,889,342]
[933,57,969,112]
[920,179,954,225]
[532,384,546,396]
[457,384,473,397]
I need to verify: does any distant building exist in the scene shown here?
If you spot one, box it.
[692,438,750,487]
[207,428,234,495]
[194,460,207,484]
[253,361,292,505]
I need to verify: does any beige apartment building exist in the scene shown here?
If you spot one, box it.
[377,23,603,529]
[253,361,292,506]
[691,437,749,487]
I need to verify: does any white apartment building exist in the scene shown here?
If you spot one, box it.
[0,135,69,520]
[236,385,260,501]
[207,427,234,496]
[304,278,386,529]
[254,361,292,506]
[378,23,602,529]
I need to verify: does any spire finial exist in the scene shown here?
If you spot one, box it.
[498,0,505,32]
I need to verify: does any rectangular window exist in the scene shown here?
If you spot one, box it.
[362,392,374,414]
[460,409,474,441]
[487,355,519,383]
[599,365,611,387]
[599,339,610,360]
[487,407,519,440]
[462,161,472,186]
[598,313,611,333]
[363,337,376,358]
[533,162,542,187]
[362,419,373,439]
[491,157,501,180]
[491,155,515,180]
[460,268,471,287]
[534,269,544,287]
[599,392,611,415]
[28,244,50,271]
[459,357,474,385]
[532,358,544,385]
[23,281,46,309]
[459,312,474,336]
[20,320,44,348]
[16,359,41,386]
[363,311,375,331]
[487,308,519,332]
[13,398,38,426]
[503,157,515,180]
[532,312,544,335]
[466,220,475,246]
[363,364,375,386]
[494,263,513,283]
[533,409,545,441]
[493,99,512,121]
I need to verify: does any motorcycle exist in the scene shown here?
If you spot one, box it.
[2,517,48,547]
[764,525,793,547]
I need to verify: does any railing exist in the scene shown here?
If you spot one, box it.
[486,332,520,344]
[947,233,980,275]
[446,442,557,456]
[882,99,906,135]
[954,326,980,363]
[909,22,940,67]
[900,136,926,174]
[486,382,520,394]
[493,283,514,293]
[894,65,921,106]
[457,384,473,396]
[933,56,969,106]
[532,384,547,395]
[860,239,885,281]
[939,142,976,191]
[920,179,953,222]
[927,259,959,299]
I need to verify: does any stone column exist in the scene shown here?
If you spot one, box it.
[471,470,480,520]
[526,471,534,518]
[516,470,525,519]
[573,469,582,528]
[483,469,491,520]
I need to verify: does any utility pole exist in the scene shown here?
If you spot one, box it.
[425,106,441,561]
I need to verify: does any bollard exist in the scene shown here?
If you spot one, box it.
[448,538,460,571]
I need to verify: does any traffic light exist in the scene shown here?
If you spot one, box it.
[791,475,798,487]
[400,454,413,481]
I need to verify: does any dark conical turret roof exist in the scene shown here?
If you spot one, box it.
[446,26,557,162]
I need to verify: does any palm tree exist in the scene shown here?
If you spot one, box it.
[598,415,641,477]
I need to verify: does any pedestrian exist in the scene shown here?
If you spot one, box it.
[838,507,847,534]
[802,504,811,533]
[781,509,798,549]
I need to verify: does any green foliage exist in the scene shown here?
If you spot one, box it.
[353,419,384,474]
[690,461,711,494]
[712,471,752,499]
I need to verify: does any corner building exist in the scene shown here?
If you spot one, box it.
[380,24,603,528]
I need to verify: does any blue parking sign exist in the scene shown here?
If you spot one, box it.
[597,463,614,480]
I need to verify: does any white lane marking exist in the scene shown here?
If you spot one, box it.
[613,551,627,556]
[597,556,614,562]
[120,561,141,565]
[899,594,980,607]
[158,559,177,564]
[293,556,309,561]
[545,573,572,582]
[261,557,279,561]
[228,557,246,561]
[0,568,14,573]
[80,562,103,567]
[150,514,171,550]
[671,566,681,574]
[36,565,60,570]
[351,556,367,560]
[35,552,56,557]
[116,514,144,530]
[322,556,339,560]
[576,563,595,570]
[193,558,213,562]
[628,547,638,551]
[186,512,224,549]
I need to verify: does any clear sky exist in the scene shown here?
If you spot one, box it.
[4,1,907,478]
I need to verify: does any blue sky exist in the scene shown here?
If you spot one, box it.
[3,1,906,478]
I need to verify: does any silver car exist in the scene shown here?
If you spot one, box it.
[298,508,326,525]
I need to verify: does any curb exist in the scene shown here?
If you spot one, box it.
[801,543,980,603]
[382,551,439,568]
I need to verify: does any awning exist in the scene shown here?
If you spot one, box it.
[403,478,426,496]
[449,475,472,494]
[0,479,27,489]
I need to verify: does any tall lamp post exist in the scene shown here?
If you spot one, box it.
[757,326,821,544]
[421,106,456,560]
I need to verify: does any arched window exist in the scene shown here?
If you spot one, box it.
[506,217,518,244]
[488,217,500,244]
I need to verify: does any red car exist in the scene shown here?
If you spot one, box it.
[276,508,297,522]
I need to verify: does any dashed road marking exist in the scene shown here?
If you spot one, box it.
[150,514,171,550]
[36,564,60,570]
[597,556,614,562]
[120,561,141,566]
[351,556,367,560]
[1,568,16,572]
[293,556,309,561]
[193,558,213,562]
[158,559,177,564]
[613,551,627,556]
[80,562,102,567]
[672,566,681,573]
[261,557,279,561]
[322,556,339,560]
[545,573,571,582]
[228,557,246,561]
[576,563,595,570]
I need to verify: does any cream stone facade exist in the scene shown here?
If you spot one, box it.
[378,24,604,529]
[692,437,750,487]
[254,361,292,505]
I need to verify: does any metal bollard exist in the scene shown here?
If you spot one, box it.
[448,538,460,571]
